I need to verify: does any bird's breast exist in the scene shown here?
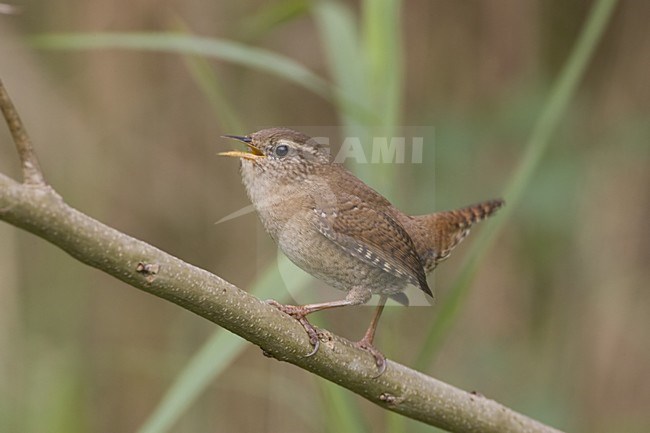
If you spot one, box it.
[240,160,316,241]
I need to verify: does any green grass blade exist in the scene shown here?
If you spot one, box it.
[414,0,619,370]
[136,329,243,433]
[31,32,331,100]
[320,379,369,433]
[136,257,312,433]
[312,0,373,134]
[361,0,402,132]
[170,19,245,133]
[183,54,244,132]
[313,0,404,188]
[31,31,372,126]
[359,0,403,192]
[239,0,311,41]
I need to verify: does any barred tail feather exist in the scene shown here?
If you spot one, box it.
[413,199,505,271]
[448,199,505,229]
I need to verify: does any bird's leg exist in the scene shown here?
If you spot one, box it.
[266,298,357,356]
[355,294,388,377]
[266,286,371,357]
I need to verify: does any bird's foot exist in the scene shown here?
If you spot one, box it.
[355,336,387,378]
[266,300,321,357]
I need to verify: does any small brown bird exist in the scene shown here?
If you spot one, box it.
[220,128,503,375]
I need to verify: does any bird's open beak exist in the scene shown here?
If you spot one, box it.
[219,135,265,160]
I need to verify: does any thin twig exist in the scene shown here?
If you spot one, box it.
[0,78,46,185]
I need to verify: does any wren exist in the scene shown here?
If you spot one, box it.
[220,128,504,375]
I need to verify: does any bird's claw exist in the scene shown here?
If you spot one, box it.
[266,299,387,376]
[355,338,387,378]
[265,299,321,357]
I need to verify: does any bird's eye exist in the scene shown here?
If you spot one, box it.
[274,144,289,157]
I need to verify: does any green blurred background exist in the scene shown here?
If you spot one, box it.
[0,1,649,432]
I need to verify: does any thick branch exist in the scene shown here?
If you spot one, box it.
[0,175,561,433]
[0,79,46,185]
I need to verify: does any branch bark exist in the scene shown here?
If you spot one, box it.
[0,80,563,433]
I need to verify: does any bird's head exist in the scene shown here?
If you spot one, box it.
[220,128,331,178]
